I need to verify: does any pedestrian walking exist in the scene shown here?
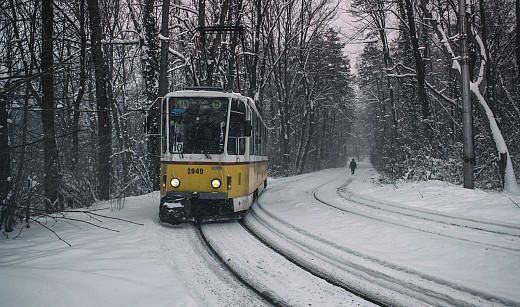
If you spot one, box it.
[349,158,357,174]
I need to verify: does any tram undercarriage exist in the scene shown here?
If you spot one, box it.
[159,192,246,224]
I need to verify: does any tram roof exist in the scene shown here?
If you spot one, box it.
[163,90,249,100]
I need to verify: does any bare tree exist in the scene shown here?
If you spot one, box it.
[71,0,88,173]
[517,0,520,87]
[426,3,519,191]
[41,0,61,210]
[159,0,171,97]
[87,0,112,200]
[404,0,430,129]
[143,0,160,190]
[0,78,11,231]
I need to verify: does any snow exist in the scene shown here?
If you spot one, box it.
[0,194,198,307]
[1,160,519,306]
[249,163,520,305]
[202,222,374,306]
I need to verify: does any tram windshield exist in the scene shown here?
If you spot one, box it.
[168,97,228,154]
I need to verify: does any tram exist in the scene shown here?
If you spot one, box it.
[158,88,268,224]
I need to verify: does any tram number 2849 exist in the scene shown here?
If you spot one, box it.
[187,168,204,175]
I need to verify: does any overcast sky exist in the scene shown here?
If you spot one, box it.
[332,0,366,73]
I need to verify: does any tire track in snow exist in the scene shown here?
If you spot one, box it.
[200,220,376,307]
[246,175,519,307]
[156,221,270,306]
[326,176,520,252]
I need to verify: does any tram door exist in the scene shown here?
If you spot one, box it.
[228,99,251,161]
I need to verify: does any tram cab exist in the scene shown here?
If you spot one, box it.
[159,89,268,224]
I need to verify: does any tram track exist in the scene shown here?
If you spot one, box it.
[195,221,282,307]
[237,219,385,307]
[321,179,520,252]
[339,183,520,236]
[198,219,378,306]
[157,222,271,306]
[244,206,399,306]
[244,174,519,307]
[247,201,497,307]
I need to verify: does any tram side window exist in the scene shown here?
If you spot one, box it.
[254,114,261,155]
[261,126,267,156]
[228,99,246,155]
[250,112,256,155]
[161,98,167,153]
[259,125,263,156]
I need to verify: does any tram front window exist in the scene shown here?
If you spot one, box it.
[169,97,228,154]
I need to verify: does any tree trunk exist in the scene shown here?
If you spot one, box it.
[317,110,329,170]
[159,0,170,97]
[375,12,398,154]
[72,0,87,172]
[196,0,206,85]
[295,106,309,173]
[226,0,244,91]
[87,0,112,200]
[516,0,520,87]
[41,0,61,210]
[248,0,264,98]
[143,0,160,191]
[297,102,316,175]
[478,0,501,123]
[404,0,430,126]
[0,83,11,231]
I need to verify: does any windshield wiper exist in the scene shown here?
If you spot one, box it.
[202,150,212,159]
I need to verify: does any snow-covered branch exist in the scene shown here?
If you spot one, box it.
[425,4,519,192]
[386,73,417,78]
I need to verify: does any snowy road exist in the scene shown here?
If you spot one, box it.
[336,178,520,252]
[201,222,375,306]
[1,161,520,306]
[245,164,520,306]
[156,223,268,306]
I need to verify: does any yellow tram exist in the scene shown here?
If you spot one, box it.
[159,89,268,224]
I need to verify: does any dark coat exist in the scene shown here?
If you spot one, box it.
[349,160,357,169]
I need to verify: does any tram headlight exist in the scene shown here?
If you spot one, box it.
[211,178,221,189]
[170,178,180,188]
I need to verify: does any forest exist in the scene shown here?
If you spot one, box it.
[354,0,520,193]
[1,0,519,232]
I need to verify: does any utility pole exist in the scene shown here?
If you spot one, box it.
[460,0,474,189]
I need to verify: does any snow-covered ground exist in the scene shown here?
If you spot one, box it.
[245,162,520,306]
[1,160,519,306]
